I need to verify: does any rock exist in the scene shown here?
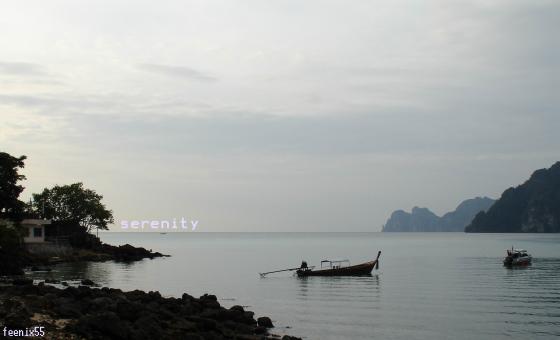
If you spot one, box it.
[3,299,32,329]
[257,316,274,328]
[45,278,59,284]
[182,292,195,302]
[81,279,95,286]
[11,278,33,285]
[54,303,83,318]
[131,314,163,340]
[169,318,197,332]
[100,243,168,262]
[0,282,300,339]
[226,305,246,321]
[200,308,230,321]
[240,311,257,325]
[199,293,217,301]
[89,297,115,312]
[282,336,302,340]
[76,285,94,298]
[61,286,79,298]
[200,294,220,309]
[230,305,245,312]
[254,325,267,334]
[116,300,143,321]
[186,316,217,331]
[73,311,130,339]
[61,281,69,286]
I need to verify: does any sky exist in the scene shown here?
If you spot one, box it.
[1,0,559,231]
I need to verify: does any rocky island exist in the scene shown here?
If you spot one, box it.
[382,197,495,232]
[466,161,560,233]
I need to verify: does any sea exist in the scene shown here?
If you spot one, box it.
[27,232,560,339]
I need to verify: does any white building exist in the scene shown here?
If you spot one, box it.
[21,219,51,243]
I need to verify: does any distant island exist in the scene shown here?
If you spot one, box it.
[466,161,560,233]
[382,197,495,232]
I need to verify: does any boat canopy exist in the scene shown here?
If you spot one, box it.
[320,259,350,269]
[321,259,350,264]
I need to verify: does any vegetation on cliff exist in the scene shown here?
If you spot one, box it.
[466,162,560,233]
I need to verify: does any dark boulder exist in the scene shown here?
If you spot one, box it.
[53,302,82,318]
[2,299,32,329]
[240,311,257,325]
[200,293,217,301]
[81,279,95,286]
[186,316,217,331]
[254,325,267,334]
[257,316,274,328]
[130,314,163,340]
[73,311,130,339]
[116,300,143,321]
[200,294,221,309]
[230,305,245,312]
[11,278,33,285]
[89,297,116,312]
[100,243,168,262]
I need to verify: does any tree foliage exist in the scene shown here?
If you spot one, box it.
[32,183,114,232]
[0,152,27,221]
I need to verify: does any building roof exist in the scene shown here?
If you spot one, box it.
[21,219,51,225]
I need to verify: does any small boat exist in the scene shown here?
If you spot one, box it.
[296,251,381,277]
[503,247,532,266]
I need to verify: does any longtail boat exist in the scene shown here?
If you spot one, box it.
[259,251,381,278]
[296,251,381,277]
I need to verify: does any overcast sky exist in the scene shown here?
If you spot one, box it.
[1,0,559,231]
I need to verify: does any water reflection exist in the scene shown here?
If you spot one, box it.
[27,260,140,287]
[295,275,381,303]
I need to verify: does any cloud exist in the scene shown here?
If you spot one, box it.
[2,0,559,231]
[0,61,47,76]
[137,63,217,82]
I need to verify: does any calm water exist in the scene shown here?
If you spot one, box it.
[28,233,560,339]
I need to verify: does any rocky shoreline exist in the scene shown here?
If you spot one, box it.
[1,242,169,276]
[1,236,302,339]
[44,243,170,264]
[0,281,301,340]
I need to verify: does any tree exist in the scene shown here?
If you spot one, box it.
[0,152,27,222]
[32,183,114,232]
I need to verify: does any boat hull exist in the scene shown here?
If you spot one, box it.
[296,260,377,277]
[503,256,532,266]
